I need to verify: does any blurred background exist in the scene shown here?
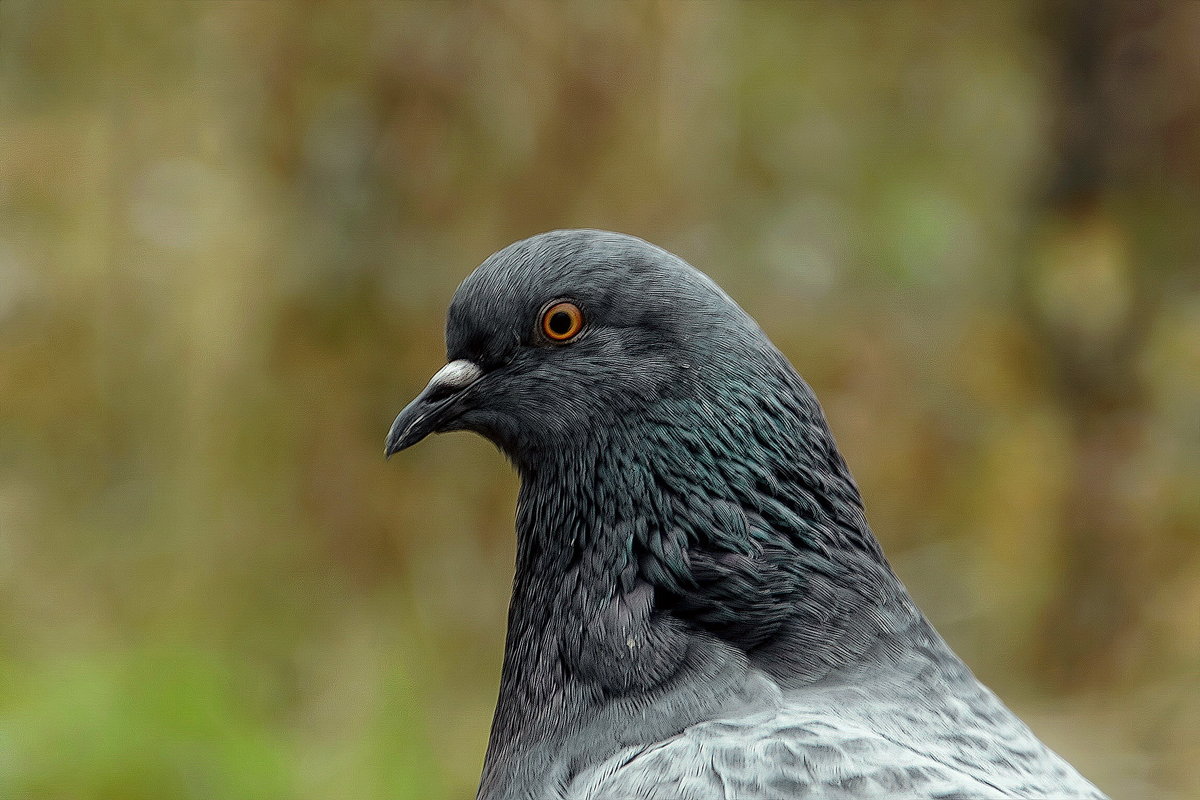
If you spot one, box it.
[1,1,1198,798]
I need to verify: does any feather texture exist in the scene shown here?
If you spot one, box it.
[387,230,1108,799]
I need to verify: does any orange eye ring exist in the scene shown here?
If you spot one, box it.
[540,301,584,342]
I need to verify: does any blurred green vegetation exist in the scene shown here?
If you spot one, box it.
[1,2,1198,798]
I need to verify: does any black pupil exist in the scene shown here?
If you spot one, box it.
[549,310,573,336]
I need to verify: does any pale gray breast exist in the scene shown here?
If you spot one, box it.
[568,669,1107,800]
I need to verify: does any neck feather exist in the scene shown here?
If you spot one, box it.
[483,382,917,779]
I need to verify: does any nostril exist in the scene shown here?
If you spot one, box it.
[421,360,483,404]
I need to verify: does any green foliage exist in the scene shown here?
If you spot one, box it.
[0,647,291,800]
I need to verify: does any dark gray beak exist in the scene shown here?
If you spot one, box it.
[385,359,483,458]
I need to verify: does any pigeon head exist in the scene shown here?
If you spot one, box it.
[386,229,788,469]
[387,227,889,683]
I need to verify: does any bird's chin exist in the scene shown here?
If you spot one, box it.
[456,414,523,460]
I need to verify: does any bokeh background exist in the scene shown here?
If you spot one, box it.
[1,1,1198,798]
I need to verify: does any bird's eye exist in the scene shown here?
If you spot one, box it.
[540,301,584,342]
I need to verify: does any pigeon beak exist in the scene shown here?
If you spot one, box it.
[385,359,483,458]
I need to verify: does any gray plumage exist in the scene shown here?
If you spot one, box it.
[386,230,1107,800]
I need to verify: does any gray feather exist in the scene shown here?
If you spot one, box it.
[387,230,1108,799]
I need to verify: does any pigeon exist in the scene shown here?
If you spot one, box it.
[386,230,1107,800]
